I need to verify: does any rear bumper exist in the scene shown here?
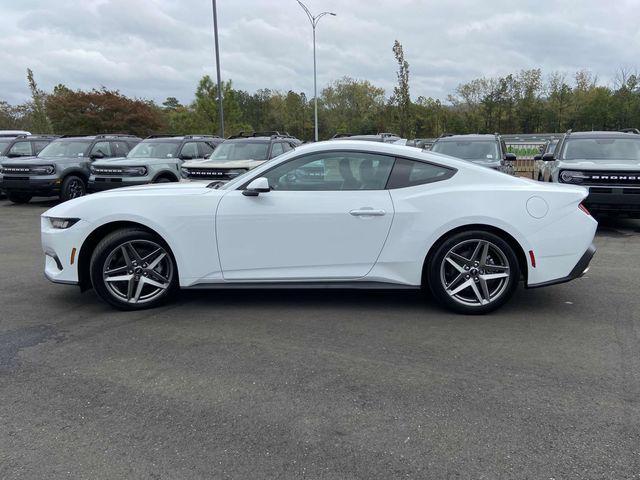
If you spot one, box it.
[1,176,60,196]
[527,243,596,289]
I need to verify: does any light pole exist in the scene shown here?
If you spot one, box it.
[211,0,224,138]
[296,1,336,142]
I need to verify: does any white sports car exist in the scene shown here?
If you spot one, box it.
[41,141,597,314]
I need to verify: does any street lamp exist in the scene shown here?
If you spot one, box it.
[211,0,224,138]
[296,1,336,142]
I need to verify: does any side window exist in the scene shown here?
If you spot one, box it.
[198,141,215,158]
[262,151,395,191]
[180,142,199,159]
[90,141,112,158]
[387,158,455,189]
[270,142,285,159]
[8,141,33,156]
[111,141,130,157]
[33,141,50,155]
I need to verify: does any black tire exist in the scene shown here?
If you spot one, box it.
[7,192,32,204]
[427,230,520,315]
[90,228,178,311]
[60,175,87,202]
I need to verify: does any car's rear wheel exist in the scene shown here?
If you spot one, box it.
[428,230,520,314]
[90,228,177,310]
[7,192,32,204]
[60,175,86,202]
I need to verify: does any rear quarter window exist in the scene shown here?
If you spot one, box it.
[387,158,456,189]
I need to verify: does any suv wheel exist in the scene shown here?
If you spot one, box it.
[90,228,177,310]
[60,175,86,202]
[154,177,172,183]
[7,192,32,204]
[427,230,520,314]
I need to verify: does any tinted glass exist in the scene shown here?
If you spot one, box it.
[432,141,500,162]
[39,140,92,157]
[180,142,199,159]
[90,141,112,157]
[263,152,395,191]
[198,141,215,157]
[211,142,269,161]
[128,141,181,158]
[8,141,32,156]
[387,158,455,189]
[111,141,130,157]
[560,138,640,160]
[33,141,50,154]
[0,139,12,155]
[270,142,285,158]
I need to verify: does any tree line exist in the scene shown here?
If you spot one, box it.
[1,42,639,140]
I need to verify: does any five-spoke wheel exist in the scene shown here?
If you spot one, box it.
[90,228,177,310]
[428,231,519,314]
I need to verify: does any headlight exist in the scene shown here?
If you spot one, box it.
[31,165,56,175]
[47,217,80,229]
[560,170,588,184]
[122,166,147,176]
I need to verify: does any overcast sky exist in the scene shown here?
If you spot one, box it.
[1,0,639,105]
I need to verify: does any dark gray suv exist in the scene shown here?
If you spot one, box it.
[0,134,140,203]
[431,133,516,174]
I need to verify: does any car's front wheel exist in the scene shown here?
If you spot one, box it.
[428,230,520,314]
[60,175,87,202]
[90,228,178,310]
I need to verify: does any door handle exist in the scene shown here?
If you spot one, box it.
[349,208,386,217]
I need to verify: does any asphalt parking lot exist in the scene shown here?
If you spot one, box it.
[1,198,639,479]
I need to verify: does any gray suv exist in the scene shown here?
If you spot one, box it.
[430,133,516,174]
[0,134,140,203]
[182,132,301,182]
[537,129,640,217]
[89,135,223,191]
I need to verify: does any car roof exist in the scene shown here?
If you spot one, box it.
[143,135,223,142]
[565,131,640,139]
[436,134,498,142]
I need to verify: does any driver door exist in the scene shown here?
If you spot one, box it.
[216,151,396,281]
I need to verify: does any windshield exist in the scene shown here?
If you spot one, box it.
[560,138,640,161]
[432,141,500,162]
[38,140,92,157]
[210,142,269,161]
[0,140,13,155]
[128,141,181,158]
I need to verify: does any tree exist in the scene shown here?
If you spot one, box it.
[390,40,412,137]
[26,69,53,133]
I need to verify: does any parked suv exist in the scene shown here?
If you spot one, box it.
[431,133,516,174]
[181,132,301,182]
[89,135,223,191]
[0,134,140,203]
[537,129,640,217]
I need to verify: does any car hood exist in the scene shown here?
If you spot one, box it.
[1,155,43,165]
[183,159,264,169]
[557,159,640,170]
[3,155,89,166]
[92,157,172,166]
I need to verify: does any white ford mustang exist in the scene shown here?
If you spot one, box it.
[41,140,597,314]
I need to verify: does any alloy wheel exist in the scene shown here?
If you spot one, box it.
[102,240,174,305]
[439,239,511,307]
[68,179,85,198]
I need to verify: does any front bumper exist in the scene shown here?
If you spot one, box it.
[1,175,61,196]
[584,187,640,216]
[527,243,596,288]
[89,176,150,191]
[42,218,94,285]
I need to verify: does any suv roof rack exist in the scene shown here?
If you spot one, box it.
[437,132,456,139]
[620,128,640,134]
[183,134,221,139]
[229,131,293,140]
[95,134,139,139]
[14,134,61,139]
[145,134,182,139]
[378,132,399,137]
[331,133,354,139]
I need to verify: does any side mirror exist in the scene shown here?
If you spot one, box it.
[179,154,193,161]
[242,177,270,197]
[90,152,104,160]
[504,153,517,161]
[542,153,555,161]
[204,153,211,159]
[533,154,542,161]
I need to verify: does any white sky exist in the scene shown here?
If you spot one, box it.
[1,0,639,105]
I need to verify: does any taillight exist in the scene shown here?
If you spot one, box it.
[579,203,591,216]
